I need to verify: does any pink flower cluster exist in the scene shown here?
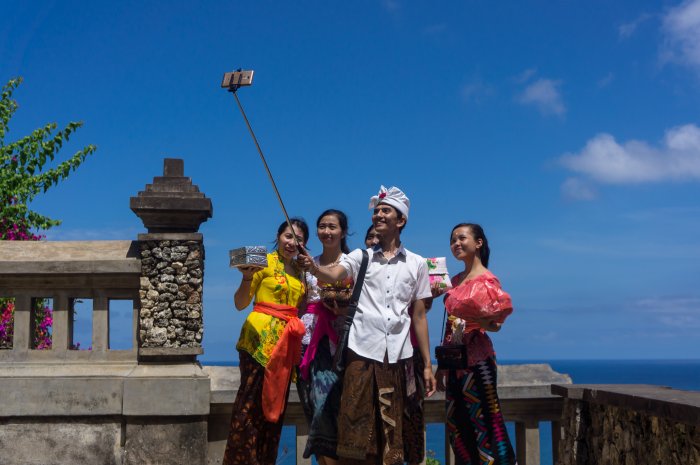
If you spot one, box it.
[0,300,53,350]
[0,216,52,349]
[0,300,15,348]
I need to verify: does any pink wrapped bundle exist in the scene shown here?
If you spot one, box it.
[445,271,513,324]
[426,257,452,295]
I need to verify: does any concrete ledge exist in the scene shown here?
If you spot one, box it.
[0,240,140,275]
[552,384,700,426]
[137,233,203,241]
[123,363,210,416]
[205,363,572,405]
[0,362,210,417]
[0,377,124,416]
[139,347,204,362]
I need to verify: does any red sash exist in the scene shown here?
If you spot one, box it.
[253,302,305,422]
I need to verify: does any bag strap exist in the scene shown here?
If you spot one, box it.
[332,250,369,373]
[439,291,451,344]
[344,249,369,321]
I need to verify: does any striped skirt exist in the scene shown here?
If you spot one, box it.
[446,357,516,465]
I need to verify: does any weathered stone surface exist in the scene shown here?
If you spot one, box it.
[0,418,122,465]
[139,238,204,349]
[556,385,700,465]
[124,418,207,465]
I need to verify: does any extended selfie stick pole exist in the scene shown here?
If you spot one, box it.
[222,69,303,252]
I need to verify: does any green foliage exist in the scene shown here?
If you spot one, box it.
[426,449,441,465]
[1,77,97,236]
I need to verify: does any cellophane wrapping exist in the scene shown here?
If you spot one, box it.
[446,274,513,323]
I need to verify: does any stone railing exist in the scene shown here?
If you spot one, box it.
[0,240,140,362]
[0,158,214,464]
[205,363,572,465]
[553,384,700,465]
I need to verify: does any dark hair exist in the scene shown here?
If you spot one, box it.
[450,223,490,267]
[364,224,377,241]
[317,209,350,254]
[373,203,407,232]
[274,217,309,249]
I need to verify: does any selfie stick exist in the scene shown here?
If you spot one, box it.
[221,70,303,253]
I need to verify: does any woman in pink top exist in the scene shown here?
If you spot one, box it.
[437,223,516,465]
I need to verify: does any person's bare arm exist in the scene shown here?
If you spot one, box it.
[297,248,348,283]
[233,266,259,310]
[412,299,437,397]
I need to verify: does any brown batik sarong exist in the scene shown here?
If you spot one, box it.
[402,348,426,464]
[222,350,288,465]
[337,350,405,465]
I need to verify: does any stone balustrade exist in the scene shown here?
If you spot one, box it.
[0,240,140,362]
[553,384,700,465]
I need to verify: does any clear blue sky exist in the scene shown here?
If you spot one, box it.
[3,1,699,361]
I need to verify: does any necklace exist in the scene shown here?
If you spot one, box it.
[319,252,342,268]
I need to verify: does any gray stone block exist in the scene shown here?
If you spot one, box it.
[124,417,207,465]
[0,417,122,465]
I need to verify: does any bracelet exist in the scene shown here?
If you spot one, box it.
[242,277,253,282]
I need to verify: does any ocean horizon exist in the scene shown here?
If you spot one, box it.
[205,359,700,465]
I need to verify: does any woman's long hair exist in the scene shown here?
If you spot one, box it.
[317,209,350,254]
[450,223,490,267]
[274,217,309,249]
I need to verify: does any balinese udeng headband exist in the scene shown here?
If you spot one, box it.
[368,185,410,219]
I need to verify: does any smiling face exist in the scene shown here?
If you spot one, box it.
[450,226,483,262]
[364,226,381,248]
[372,204,405,237]
[317,214,344,251]
[277,225,305,260]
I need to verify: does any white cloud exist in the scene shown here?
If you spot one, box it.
[597,72,615,88]
[661,0,700,75]
[635,297,700,328]
[382,0,400,13]
[517,78,566,116]
[460,78,494,104]
[537,236,700,259]
[561,177,597,200]
[619,13,652,39]
[559,124,700,184]
[514,68,537,83]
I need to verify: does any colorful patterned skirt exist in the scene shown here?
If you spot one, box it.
[446,357,516,465]
[222,350,288,465]
[297,336,343,460]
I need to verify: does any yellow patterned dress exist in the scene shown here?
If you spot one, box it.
[236,251,306,366]
[223,251,306,465]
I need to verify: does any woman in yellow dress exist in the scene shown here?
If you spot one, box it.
[222,218,309,465]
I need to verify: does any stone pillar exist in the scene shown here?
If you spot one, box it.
[130,158,212,361]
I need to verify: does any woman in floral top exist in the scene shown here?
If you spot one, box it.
[437,223,516,465]
[222,218,309,465]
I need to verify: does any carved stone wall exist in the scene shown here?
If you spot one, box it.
[139,236,204,348]
[558,396,700,465]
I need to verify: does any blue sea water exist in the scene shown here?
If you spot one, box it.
[207,359,700,465]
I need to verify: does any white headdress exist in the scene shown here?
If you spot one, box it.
[368,185,410,218]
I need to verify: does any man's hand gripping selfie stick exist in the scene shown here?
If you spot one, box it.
[222,70,305,254]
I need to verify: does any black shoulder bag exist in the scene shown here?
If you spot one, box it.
[332,249,369,374]
[434,303,469,370]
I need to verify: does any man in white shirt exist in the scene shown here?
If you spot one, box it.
[300,185,436,465]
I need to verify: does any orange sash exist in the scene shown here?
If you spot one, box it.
[253,301,305,423]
